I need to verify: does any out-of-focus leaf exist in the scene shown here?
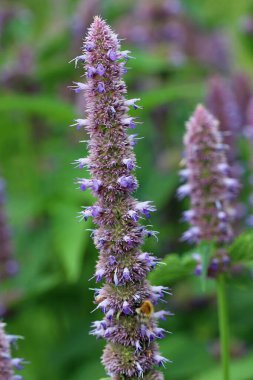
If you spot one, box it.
[136,83,204,110]
[72,360,105,380]
[160,334,215,379]
[37,61,73,85]
[195,351,253,380]
[0,94,75,125]
[149,253,196,285]
[142,170,178,208]
[50,202,91,282]
[229,231,253,265]
[130,51,173,74]
[227,268,253,289]
[23,274,62,299]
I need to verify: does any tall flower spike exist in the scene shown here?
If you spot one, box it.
[0,322,25,379]
[71,16,169,380]
[179,105,239,276]
[0,179,18,282]
[245,98,253,227]
[0,178,19,316]
[205,76,242,166]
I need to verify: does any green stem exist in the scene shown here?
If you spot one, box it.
[217,274,230,380]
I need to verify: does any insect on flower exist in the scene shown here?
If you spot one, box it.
[136,299,154,323]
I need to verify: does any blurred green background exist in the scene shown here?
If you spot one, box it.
[1,0,253,379]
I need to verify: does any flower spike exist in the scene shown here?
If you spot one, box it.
[71,16,169,380]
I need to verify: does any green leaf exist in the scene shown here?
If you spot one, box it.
[229,231,253,265]
[50,202,92,282]
[160,334,215,379]
[197,241,214,291]
[24,274,62,299]
[195,351,253,380]
[148,253,196,285]
[130,51,173,74]
[136,82,204,110]
[0,93,75,125]
[141,170,179,209]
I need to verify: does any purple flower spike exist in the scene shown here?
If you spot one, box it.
[122,117,136,129]
[180,105,239,276]
[135,201,156,218]
[87,66,97,78]
[108,256,117,265]
[117,175,137,190]
[120,50,132,60]
[123,267,131,281]
[107,49,117,61]
[128,210,139,222]
[113,269,119,286]
[206,76,241,167]
[77,178,91,191]
[0,179,18,283]
[97,81,105,93]
[85,41,95,52]
[71,16,167,379]
[106,309,115,320]
[74,157,90,169]
[91,179,102,192]
[122,301,132,315]
[71,118,89,129]
[0,322,26,378]
[154,310,173,320]
[128,133,139,146]
[125,98,142,110]
[69,54,86,68]
[80,205,102,221]
[95,268,105,282]
[96,63,106,76]
[11,358,25,371]
[194,264,202,277]
[122,158,135,170]
[71,81,88,93]
[154,354,171,367]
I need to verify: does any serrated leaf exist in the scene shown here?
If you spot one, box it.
[229,231,253,265]
[148,253,196,285]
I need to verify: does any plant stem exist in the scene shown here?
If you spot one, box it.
[217,274,230,380]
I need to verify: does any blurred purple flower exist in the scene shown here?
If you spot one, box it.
[116,0,229,71]
[0,179,18,282]
[0,322,25,378]
[179,105,239,276]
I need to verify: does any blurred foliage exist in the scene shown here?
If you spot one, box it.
[149,253,196,285]
[1,0,253,379]
[229,231,253,265]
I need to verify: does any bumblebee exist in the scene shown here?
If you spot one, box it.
[135,299,154,322]
[146,349,153,359]
[94,295,106,304]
